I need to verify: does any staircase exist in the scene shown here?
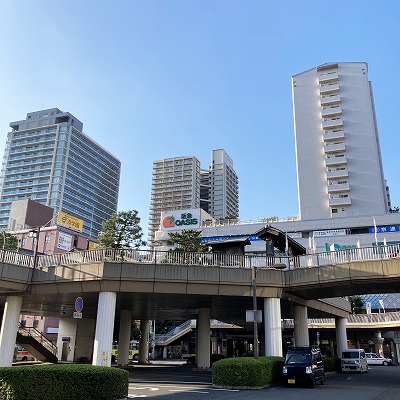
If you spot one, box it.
[16,324,58,363]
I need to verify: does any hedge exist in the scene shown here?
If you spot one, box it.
[212,356,284,389]
[0,364,128,400]
[323,356,341,372]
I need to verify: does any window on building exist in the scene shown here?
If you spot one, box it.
[45,236,50,243]
[33,320,39,329]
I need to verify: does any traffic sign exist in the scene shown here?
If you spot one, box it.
[75,297,84,312]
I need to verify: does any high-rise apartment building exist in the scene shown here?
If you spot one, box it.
[205,149,239,220]
[0,108,121,237]
[292,62,390,220]
[149,149,239,244]
[149,156,201,244]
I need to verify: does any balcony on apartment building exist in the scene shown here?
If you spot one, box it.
[326,169,349,179]
[325,155,347,166]
[327,182,350,193]
[323,129,345,141]
[319,82,340,95]
[320,94,341,107]
[322,117,343,130]
[321,105,342,118]
[329,195,352,206]
[324,142,346,153]
[318,71,339,84]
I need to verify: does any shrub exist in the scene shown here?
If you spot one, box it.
[0,364,128,400]
[212,356,284,389]
[323,356,341,372]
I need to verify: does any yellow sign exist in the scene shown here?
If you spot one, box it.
[88,241,97,250]
[57,211,83,232]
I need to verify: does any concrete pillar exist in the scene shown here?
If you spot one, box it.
[393,334,400,364]
[57,318,77,362]
[0,296,22,367]
[335,317,348,357]
[117,310,132,366]
[197,308,211,369]
[139,320,150,364]
[163,346,168,359]
[92,292,116,366]
[293,305,309,347]
[263,298,283,357]
[211,336,218,354]
[373,331,384,356]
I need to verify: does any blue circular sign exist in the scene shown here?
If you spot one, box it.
[75,297,84,312]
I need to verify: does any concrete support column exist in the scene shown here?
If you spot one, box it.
[163,346,168,359]
[335,317,348,357]
[373,331,384,356]
[197,308,211,369]
[139,320,150,364]
[92,292,116,366]
[211,336,218,354]
[57,318,77,362]
[293,305,309,347]
[263,298,282,357]
[393,334,400,364]
[117,310,132,366]
[0,296,22,367]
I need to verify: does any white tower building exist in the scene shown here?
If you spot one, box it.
[292,62,390,220]
[149,156,201,244]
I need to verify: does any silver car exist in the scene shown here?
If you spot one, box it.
[365,352,392,366]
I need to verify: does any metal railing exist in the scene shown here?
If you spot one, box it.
[17,323,58,355]
[0,244,399,271]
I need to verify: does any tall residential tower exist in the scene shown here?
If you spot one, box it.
[292,62,390,220]
[149,149,238,244]
[0,108,121,237]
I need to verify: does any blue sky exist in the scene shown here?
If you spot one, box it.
[1,1,399,233]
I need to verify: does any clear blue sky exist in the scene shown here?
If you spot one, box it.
[1,1,399,234]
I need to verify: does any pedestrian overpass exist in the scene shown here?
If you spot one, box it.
[0,245,399,368]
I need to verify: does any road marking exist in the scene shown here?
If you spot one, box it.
[132,387,159,391]
[169,389,209,393]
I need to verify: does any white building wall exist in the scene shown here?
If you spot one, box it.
[292,62,388,220]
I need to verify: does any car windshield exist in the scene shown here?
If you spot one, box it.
[342,352,360,359]
[285,352,311,364]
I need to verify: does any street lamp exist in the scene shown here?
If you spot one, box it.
[29,227,41,272]
[252,265,259,359]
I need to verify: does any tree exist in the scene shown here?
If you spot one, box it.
[348,295,364,314]
[168,230,204,252]
[0,231,18,251]
[97,210,146,249]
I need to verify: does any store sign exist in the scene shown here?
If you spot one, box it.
[368,225,399,234]
[160,209,201,231]
[57,232,73,251]
[288,232,302,239]
[57,211,84,232]
[313,229,347,238]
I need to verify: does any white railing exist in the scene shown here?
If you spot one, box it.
[1,244,399,271]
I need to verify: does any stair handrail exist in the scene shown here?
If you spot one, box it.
[18,323,58,355]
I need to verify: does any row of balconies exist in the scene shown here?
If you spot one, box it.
[324,141,346,153]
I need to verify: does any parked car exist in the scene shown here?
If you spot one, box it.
[341,349,368,373]
[365,353,392,366]
[283,346,325,388]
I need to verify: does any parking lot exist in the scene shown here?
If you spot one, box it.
[126,360,400,400]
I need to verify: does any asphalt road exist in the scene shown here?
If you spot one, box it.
[125,360,400,399]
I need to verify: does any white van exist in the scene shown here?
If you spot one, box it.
[341,349,368,373]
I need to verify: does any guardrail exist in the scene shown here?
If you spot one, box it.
[0,244,399,271]
[17,323,58,355]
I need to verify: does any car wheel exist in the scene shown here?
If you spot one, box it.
[22,356,27,362]
[383,361,388,366]
[133,354,139,361]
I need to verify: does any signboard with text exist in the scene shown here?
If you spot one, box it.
[57,211,84,232]
[57,232,73,251]
[160,209,201,232]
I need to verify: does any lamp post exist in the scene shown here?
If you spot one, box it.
[29,227,41,271]
[252,264,259,359]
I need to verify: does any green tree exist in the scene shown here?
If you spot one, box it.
[168,229,204,252]
[97,210,146,249]
[0,231,18,251]
[348,295,364,314]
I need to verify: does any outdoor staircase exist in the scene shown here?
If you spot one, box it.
[16,323,58,363]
